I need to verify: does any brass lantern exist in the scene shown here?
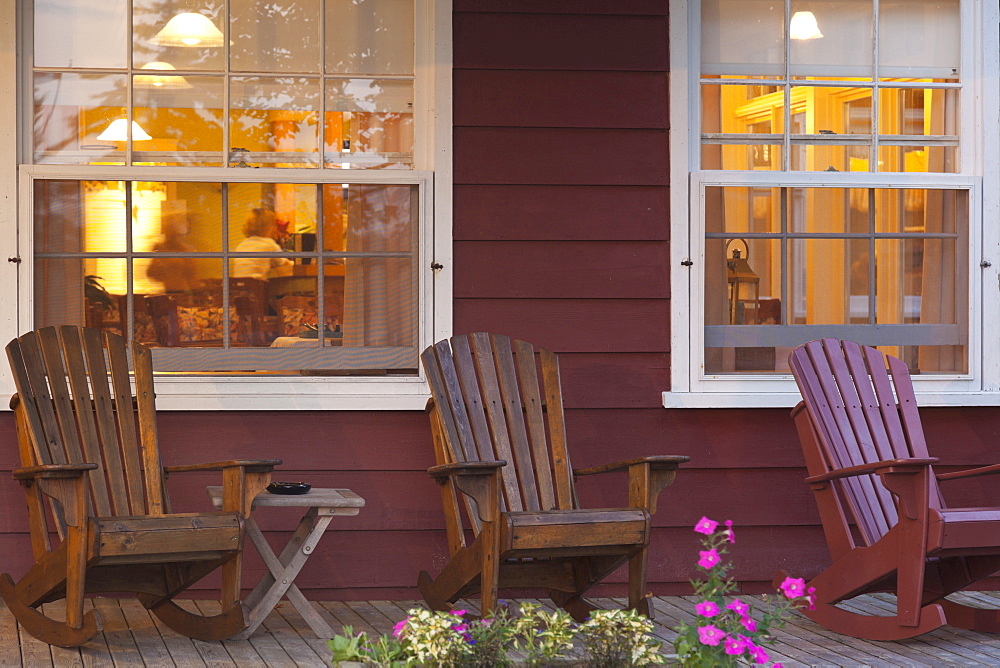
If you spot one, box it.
[726,239,759,325]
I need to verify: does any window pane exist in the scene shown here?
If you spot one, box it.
[878,87,958,136]
[143,183,224,255]
[134,76,224,166]
[789,187,868,234]
[880,0,960,79]
[705,186,780,234]
[875,188,959,234]
[701,83,784,135]
[790,0,873,79]
[878,145,957,173]
[34,73,126,165]
[230,0,322,73]
[325,79,414,168]
[701,143,782,170]
[325,0,414,75]
[133,2,225,71]
[701,0,783,77]
[230,77,320,167]
[35,0,127,69]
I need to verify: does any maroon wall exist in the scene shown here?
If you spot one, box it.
[5,1,1000,603]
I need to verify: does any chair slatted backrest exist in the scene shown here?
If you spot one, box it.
[422,333,576,529]
[789,338,943,546]
[6,326,168,532]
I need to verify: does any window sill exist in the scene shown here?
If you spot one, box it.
[662,391,1000,409]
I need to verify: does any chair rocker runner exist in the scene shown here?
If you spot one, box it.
[783,338,1000,640]
[2,326,281,647]
[419,333,688,621]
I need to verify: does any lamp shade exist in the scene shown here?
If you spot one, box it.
[97,119,153,142]
[151,12,224,47]
[134,62,193,89]
[790,11,824,40]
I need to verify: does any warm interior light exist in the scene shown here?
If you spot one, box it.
[97,119,153,142]
[134,61,193,89]
[790,11,823,40]
[150,12,224,47]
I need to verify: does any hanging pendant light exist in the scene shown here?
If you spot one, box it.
[150,12,224,47]
[790,11,824,40]
[134,62,193,89]
[98,119,153,142]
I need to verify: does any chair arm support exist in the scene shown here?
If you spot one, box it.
[574,455,690,477]
[936,463,1000,482]
[163,459,282,474]
[805,457,938,485]
[12,463,97,480]
[427,461,505,523]
[427,460,506,480]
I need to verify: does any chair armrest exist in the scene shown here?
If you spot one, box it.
[805,457,938,485]
[937,463,1000,482]
[427,460,506,480]
[574,455,690,477]
[163,459,282,474]
[13,463,98,480]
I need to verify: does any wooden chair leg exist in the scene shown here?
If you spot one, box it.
[64,525,87,629]
[479,519,500,617]
[628,545,652,618]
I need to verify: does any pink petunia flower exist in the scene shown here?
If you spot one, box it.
[392,619,408,638]
[695,600,720,617]
[725,519,735,544]
[697,625,726,646]
[779,576,807,599]
[772,664,783,668]
[807,586,817,610]
[451,609,467,616]
[694,517,719,535]
[724,635,747,655]
[698,548,721,569]
[741,616,758,633]
[749,644,770,664]
[727,598,750,616]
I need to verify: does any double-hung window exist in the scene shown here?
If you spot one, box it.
[666,0,999,407]
[2,0,452,409]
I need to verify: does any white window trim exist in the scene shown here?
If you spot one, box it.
[665,0,1000,408]
[0,0,453,411]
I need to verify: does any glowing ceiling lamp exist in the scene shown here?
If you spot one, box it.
[97,119,153,142]
[134,61,193,89]
[790,11,824,40]
[151,12,224,47]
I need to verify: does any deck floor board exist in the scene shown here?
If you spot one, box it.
[7,594,1000,665]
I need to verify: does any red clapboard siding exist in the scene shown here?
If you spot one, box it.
[454,241,668,299]
[454,0,668,16]
[557,353,668,409]
[454,299,668,353]
[453,185,668,241]
[455,128,668,186]
[455,70,668,129]
[455,13,668,71]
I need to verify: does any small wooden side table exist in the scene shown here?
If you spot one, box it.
[206,486,365,639]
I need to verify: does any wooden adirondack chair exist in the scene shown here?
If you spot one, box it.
[2,326,281,647]
[419,333,689,620]
[782,338,1000,640]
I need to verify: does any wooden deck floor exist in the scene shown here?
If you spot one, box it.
[6,592,1000,666]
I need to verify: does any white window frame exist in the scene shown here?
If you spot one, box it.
[665,0,1000,408]
[0,0,453,411]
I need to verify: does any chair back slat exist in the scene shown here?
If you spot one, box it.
[421,343,475,465]
[450,335,498,464]
[791,339,945,547]
[490,335,541,512]
[513,338,555,511]
[81,327,132,516]
[822,340,898,531]
[540,348,575,509]
[801,340,889,544]
[467,332,522,512]
[57,326,113,517]
[106,333,147,514]
[36,328,86,468]
[11,332,67,466]
[133,341,166,516]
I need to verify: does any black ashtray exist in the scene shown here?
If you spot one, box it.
[267,481,312,495]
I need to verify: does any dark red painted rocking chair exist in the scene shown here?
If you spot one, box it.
[781,338,1000,640]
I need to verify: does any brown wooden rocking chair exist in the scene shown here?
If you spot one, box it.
[782,338,1000,640]
[2,326,281,647]
[419,332,688,621]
